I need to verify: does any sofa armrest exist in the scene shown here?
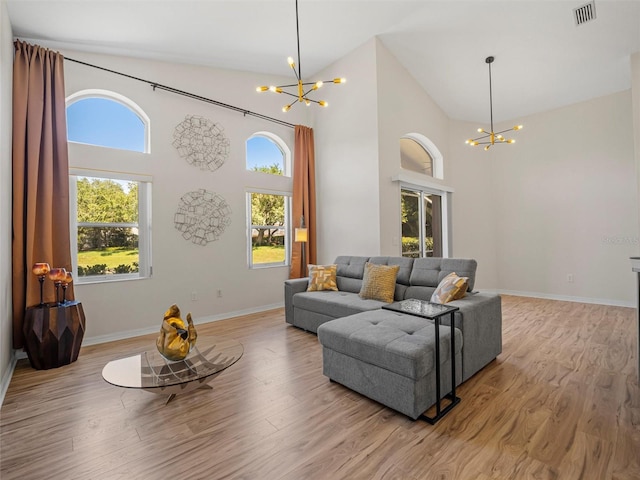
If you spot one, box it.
[284,278,309,325]
[444,292,502,381]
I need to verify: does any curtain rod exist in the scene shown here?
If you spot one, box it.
[64,56,296,129]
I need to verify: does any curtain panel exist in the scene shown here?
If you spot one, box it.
[12,40,74,348]
[289,125,317,279]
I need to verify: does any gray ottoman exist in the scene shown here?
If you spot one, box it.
[317,309,463,420]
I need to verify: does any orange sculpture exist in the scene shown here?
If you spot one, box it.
[156,304,197,361]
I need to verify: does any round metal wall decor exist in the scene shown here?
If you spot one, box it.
[172,115,230,172]
[174,189,232,246]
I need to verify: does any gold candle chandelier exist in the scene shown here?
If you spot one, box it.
[256,0,346,112]
[465,56,522,151]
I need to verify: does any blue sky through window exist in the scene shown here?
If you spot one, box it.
[67,97,145,152]
[246,136,285,172]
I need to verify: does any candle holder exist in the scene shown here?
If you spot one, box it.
[32,263,51,306]
[61,271,73,305]
[48,268,67,305]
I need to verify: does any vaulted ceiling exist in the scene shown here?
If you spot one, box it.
[7,1,640,124]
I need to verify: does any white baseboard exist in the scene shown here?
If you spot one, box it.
[0,352,18,407]
[82,302,284,347]
[488,289,635,308]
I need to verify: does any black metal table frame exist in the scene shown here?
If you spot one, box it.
[382,299,461,424]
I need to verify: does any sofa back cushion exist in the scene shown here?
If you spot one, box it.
[368,256,414,285]
[334,256,369,293]
[333,255,477,297]
[410,258,477,291]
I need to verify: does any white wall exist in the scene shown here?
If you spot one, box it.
[447,119,500,290]
[313,39,381,264]
[312,37,639,306]
[0,0,14,402]
[632,52,640,244]
[375,39,453,258]
[490,92,638,305]
[59,49,308,342]
[314,37,500,290]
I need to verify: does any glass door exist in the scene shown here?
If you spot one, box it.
[401,188,442,258]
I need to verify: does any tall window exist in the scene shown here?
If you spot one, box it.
[247,191,290,268]
[66,90,152,282]
[401,188,443,258]
[246,132,292,268]
[398,133,448,258]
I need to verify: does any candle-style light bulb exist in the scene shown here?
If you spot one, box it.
[61,271,73,305]
[32,263,50,276]
[49,268,67,305]
[32,263,50,306]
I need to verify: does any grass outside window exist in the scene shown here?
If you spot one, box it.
[252,245,285,264]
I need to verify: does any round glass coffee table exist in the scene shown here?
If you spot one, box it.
[102,336,243,403]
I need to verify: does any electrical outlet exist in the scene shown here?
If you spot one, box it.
[191,291,198,301]
[217,289,223,298]
[567,274,574,283]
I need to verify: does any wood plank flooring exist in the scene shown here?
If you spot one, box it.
[1,295,639,479]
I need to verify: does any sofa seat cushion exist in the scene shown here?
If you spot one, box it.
[317,310,463,380]
[293,291,385,318]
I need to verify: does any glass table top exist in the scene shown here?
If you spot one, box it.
[102,336,243,391]
[383,298,459,319]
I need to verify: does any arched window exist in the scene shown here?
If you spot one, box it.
[246,132,290,176]
[400,134,443,180]
[66,89,150,153]
[66,90,152,283]
[246,132,292,268]
[398,134,448,258]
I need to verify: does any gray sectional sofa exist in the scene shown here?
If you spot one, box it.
[284,255,502,381]
[284,256,502,420]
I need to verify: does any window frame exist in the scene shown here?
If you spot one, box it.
[70,169,152,284]
[246,189,291,269]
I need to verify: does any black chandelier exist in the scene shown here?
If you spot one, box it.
[465,56,522,151]
[256,0,346,112]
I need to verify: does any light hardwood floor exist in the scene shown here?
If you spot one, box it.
[1,295,639,479]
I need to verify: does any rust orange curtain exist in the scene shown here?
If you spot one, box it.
[12,40,74,348]
[289,125,317,278]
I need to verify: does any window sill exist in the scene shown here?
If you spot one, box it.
[391,172,454,192]
[76,273,151,285]
[249,263,290,270]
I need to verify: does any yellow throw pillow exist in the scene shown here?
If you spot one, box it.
[359,262,400,303]
[307,264,338,291]
[431,272,469,304]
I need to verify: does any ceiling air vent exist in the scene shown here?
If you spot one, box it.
[574,1,596,26]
